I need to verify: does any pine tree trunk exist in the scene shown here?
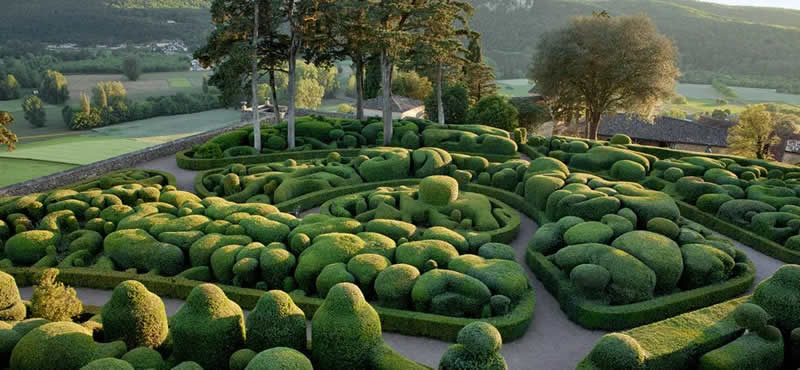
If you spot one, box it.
[251,0,261,151]
[437,63,444,125]
[354,59,365,121]
[381,52,393,146]
[287,41,298,149]
[269,70,279,120]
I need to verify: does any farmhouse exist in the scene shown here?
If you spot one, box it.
[363,95,425,119]
[597,114,730,153]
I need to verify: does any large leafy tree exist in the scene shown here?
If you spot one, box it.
[462,32,497,104]
[22,95,46,127]
[529,13,679,140]
[195,0,289,150]
[404,0,473,125]
[313,0,373,119]
[0,111,17,152]
[728,104,790,160]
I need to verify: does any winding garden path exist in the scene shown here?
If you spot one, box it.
[17,153,782,369]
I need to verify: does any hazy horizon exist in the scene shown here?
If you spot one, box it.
[700,0,800,10]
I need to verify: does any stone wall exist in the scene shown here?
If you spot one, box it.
[0,122,251,197]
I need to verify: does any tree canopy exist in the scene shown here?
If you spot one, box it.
[0,111,17,152]
[529,13,679,139]
[727,104,790,160]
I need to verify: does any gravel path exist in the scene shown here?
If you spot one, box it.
[81,153,788,368]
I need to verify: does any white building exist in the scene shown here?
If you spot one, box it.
[362,96,425,119]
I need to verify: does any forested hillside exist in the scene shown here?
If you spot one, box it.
[470,0,800,89]
[0,0,212,48]
[3,0,800,90]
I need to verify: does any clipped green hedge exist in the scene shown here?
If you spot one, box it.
[463,183,755,330]
[62,168,177,191]
[176,148,363,171]
[677,201,800,264]
[576,296,750,369]
[526,249,754,330]
[1,267,535,343]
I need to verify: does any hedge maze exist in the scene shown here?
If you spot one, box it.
[2,119,800,369]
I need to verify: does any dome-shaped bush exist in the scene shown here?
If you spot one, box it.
[245,347,313,370]
[121,347,164,370]
[101,280,168,349]
[311,283,382,369]
[419,176,459,206]
[229,348,256,370]
[374,264,420,309]
[246,290,306,352]
[733,303,768,332]
[752,264,800,331]
[610,134,632,145]
[80,358,134,370]
[571,264,611,295]
[10,322,105,370]
[0,271,23,321]
[171,284,246,369]
[439,322,507,370]
[586,333,645,370]
[611,160,646,182]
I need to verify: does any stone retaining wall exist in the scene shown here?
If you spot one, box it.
[0,121,251,197]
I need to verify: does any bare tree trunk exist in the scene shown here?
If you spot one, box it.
[354,59,365,121]
[381,51,393,146]
[437,62,444,125]
[287,42,298,149]
[771,135,789,162]
[251,0,261,151]
[269,70,279,120]
[587,111,602,140]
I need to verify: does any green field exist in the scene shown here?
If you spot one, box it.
[0,108,240,186]
[66,71,210,104]
[0,159,77,186]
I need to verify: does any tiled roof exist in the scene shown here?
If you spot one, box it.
[599,114,729,147]
[363,95,423,113]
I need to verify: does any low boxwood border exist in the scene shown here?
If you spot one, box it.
[62,168,178,191]
[576,296,749,369]
[318,187,522,244]
[461,184,757,331]
[677,200,800,264]
[177,148,520,171]
[176,148,364,170]
[3,267,535,343]
[526,250,755,331]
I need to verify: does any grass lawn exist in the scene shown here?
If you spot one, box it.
[0,158,77,187]
[318,98,355,113]
[0,108,241,186]
[65,71,211,104]
[496,79,533,97]
[167,78,193,88]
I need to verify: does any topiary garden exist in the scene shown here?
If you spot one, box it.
[4,120,800,369]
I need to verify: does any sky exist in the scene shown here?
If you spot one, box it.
[699,0,800,10]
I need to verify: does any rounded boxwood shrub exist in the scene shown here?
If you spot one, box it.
[679,244,735,290]
[246,290,306,352]
[663,167,684,182]
[570,264,611,296]
[121,347,164,370]
[752,264,800,331]
[419,176,459,206]
[80,358,134,370]
[563,221,614,245]
[311,283,383,369]
[439,322,507,370]
[0,271,23,321]
[5,230,59,266]
[10,322,113,370]
[316,263,356,298]
[245,347,313,370]
[611,230,683,292]
[645,217,680,240]
[733,303,768,332]
[610,134,632,145]
[411,269,491,317]
[374,264,420,309]
[171,284,246,369]
[101,280,168,349]
[478,243,516,261]
[229,348,256,370]
[611,160,646,181]
[347,254,391,292]
[586,333,645,369]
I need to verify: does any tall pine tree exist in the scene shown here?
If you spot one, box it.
[463,32,498,104]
